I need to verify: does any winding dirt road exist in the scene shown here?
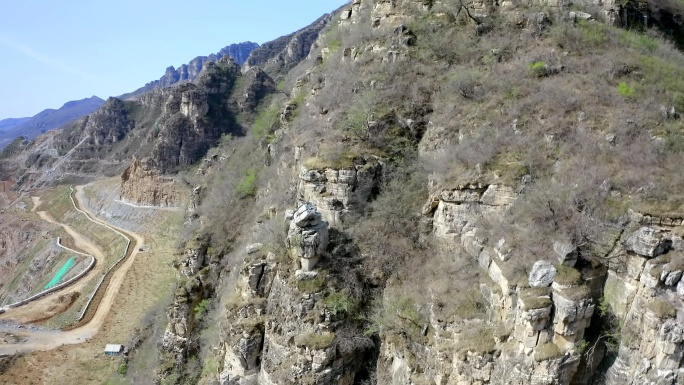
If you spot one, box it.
[0,186,145,355]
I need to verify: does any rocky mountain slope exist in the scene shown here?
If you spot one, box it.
[243,13,335,78]
[0,14,334,193]
[0,96,104,147]
[119,42,260,100]
[131,0,684,384]
[0,42,260,149]
[2,0,684,384]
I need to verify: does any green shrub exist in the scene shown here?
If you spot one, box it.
[322,292,358,315]
[201,353,220,379]
[296,274,326,294]
[194,299,210,320]
[529,61,547,77]
[328,38,342,53]
[619,31,658,53]
[617,82,636,99]
[637,55,684,112]
[117,364,128,375]
[251,105,279,139]
[575,340,589,354]
[234,169,258,198]
[579,20,609,48]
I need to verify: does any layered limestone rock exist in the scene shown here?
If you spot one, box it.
[149,57,243,172]
[375,179,601,384]
[54,97,134,154]
[119,158,182,207]
[258,273,359,385]
[286,203,329,271]
[529,261,557,288]
[426,183,517,245]
[218,232,363,384]
[601,225,684,384]
[219,253,274,384]
[162,239,217,363]
[297,157,383,225]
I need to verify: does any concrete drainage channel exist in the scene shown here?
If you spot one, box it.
[63,186,134,330]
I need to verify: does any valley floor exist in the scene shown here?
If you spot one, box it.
[0,178,183,384]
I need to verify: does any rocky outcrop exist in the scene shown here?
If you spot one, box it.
[149,58,242,172]
[427,183,517,245]
[162,239,217,363]
[235,67,277,113]
[601,226,684,384]
[297,156,383,225]
[529,261,557,288]
[380,184,684,385]
[217,233,362,385]
[244,13,333,77]
[120,42,259,100]
[219,255,274,384]
[119,158,182,207]
[258,273,360,385]
[52,97,134,159]
[286,203,329,271]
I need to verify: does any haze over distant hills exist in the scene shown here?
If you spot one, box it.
[0,118,31,132]
[0,96,105,147]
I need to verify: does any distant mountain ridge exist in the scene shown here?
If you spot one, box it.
[0,96,105,148]
[0,118,31,132]
[120,41,260,100]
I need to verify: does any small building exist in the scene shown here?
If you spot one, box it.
[104,344,124,356]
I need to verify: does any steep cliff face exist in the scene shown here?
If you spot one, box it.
[119,158,183,207]
[244,13,334,78]
[148,58,243,172]
[297,157,383,225]
[379,191,684,385]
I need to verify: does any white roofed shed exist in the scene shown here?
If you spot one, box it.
[104,344,124,356]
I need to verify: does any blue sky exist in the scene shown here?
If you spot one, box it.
[0,0,348,120]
